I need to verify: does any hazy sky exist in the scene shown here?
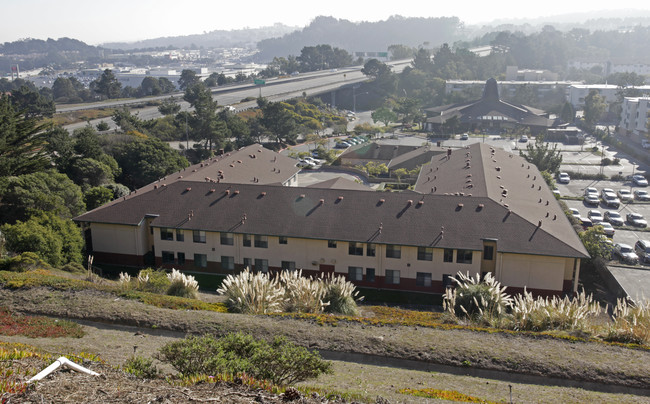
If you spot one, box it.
[2,0,650,45]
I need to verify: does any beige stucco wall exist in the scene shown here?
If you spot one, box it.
[91,222,148,256]
[154,229,481,281]
[497,253,569,291]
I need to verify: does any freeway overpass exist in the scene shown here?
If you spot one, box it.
[61,60,411,132]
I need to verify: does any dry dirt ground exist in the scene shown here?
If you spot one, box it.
[2,287,650,403]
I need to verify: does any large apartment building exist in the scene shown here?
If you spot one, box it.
[75,143,588,297]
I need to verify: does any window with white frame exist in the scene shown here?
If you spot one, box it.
[416,272,432,287]
[220,232,234,246]
[254,235,268,248]
[194,253,207,268]
[221,256,234,270]
[193,230,206,243]
[385,269,400,284]
[348,266,363,281]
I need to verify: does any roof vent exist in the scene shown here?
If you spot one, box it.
[258,149,262,152]
[496,167,501,171]
[237,160,242,163]
[299,194,305,198]
[319,199,325,205]
[546,212,549,217]
[162,184,166,187]
[225,190,230,194]
[478,203,484,209]
[234,190,240,195]
[538,220,542,227]
[185,187,191,192]
[533,175,536,180]
[154,185,158,189]
[192,169,197,172]
[504,203,509,208]
[200,163,204,167]
[417,200,424,206]
[466,174,472,178]
[210,189,215,193]
[379,198,385,204]
[538,185,542,190]
[527,174,530,178]
[496,176,501,179]
[457,203,464,208]
[260,192,267,197]
[553,214,557,220]
[178,175,183,179]
[229,164,235,167]
[545,200,549,205]
[407,200,413,206]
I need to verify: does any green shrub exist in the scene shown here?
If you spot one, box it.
[60,262,86,274]
[0,252,51,272]
[158,333,331,385]
[135,268,171,293]
[123,355,159,379]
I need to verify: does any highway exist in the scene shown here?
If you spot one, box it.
[61,60,411,133]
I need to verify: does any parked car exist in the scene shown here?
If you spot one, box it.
[569,208,581,220]
[296,160,314,169]
[599,221,615,237]
[615,243,639,264]
[627,212,648,227]
[600,190,620,208]
[632,174,648,187]
[303,157,323,166]
[603,211,624,226]
[580,217,593,229]
[634,189,650,201]
[617,189,633,202]
[584,194,600,206]
[587,210,603,223]
[460,133,469,140]
[557,172,570,184]
[584,187,598,197]
[635,239,650,263]
[334,142,350,149]
[519,135,528,142]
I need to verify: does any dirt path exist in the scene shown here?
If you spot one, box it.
[2,287,650,397]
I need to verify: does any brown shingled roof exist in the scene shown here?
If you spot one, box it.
[75,179,588,259]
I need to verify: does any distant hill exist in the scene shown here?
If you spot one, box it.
[101,23,298,50]
[0,37,104,73]
[254,15,463,61]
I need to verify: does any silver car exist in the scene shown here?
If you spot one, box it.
[615,243,638,264]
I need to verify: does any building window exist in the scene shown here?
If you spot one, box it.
[162,251,175,264]
[176,229,184,242]
[254,259,268,273]
[442,274,455,289]
[194,253,207,268]
[348,242,363,256]
[366,244,376,257]
[220,232,234,246]
[193,230,206,243]
[279,236,288,245]
[243,234,251,247]
[483,245,494,261]
[417,247,433,261]
[177,252,185,265]
[385,269,400,285]
[457,249,473,264]
[366,268,375,282]
[254,235,268,248]
[243,258,252,269]
[416,272,432,287]
[385,245,401,259]
[281,261,296,271]
[443,249,454,263]
[221,256,234,270]
[348,266,363,281]
[160,228,174,241]
[328,240,337,248]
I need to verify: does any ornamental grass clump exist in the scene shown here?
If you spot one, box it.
[443,272,512,327]
[135,268,171,293]
[321,273,363,316]
[278,270,329,313]
[605,298,650,345]
[510,289,602,332]
[166,268,199,299]
[217,268,286,314]
[118,272,132,291]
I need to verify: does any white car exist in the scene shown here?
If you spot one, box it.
[627,212,648,227]
[633,174,648,187]
[569,208,581,220]
[599,221,615,237]
[557,172,570,184]
[587,209,603,223]
[604,211,624,226]
[634,189,650,201]
[584,187,598,197]
[617,189,633,202]
[615,243,638,264]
